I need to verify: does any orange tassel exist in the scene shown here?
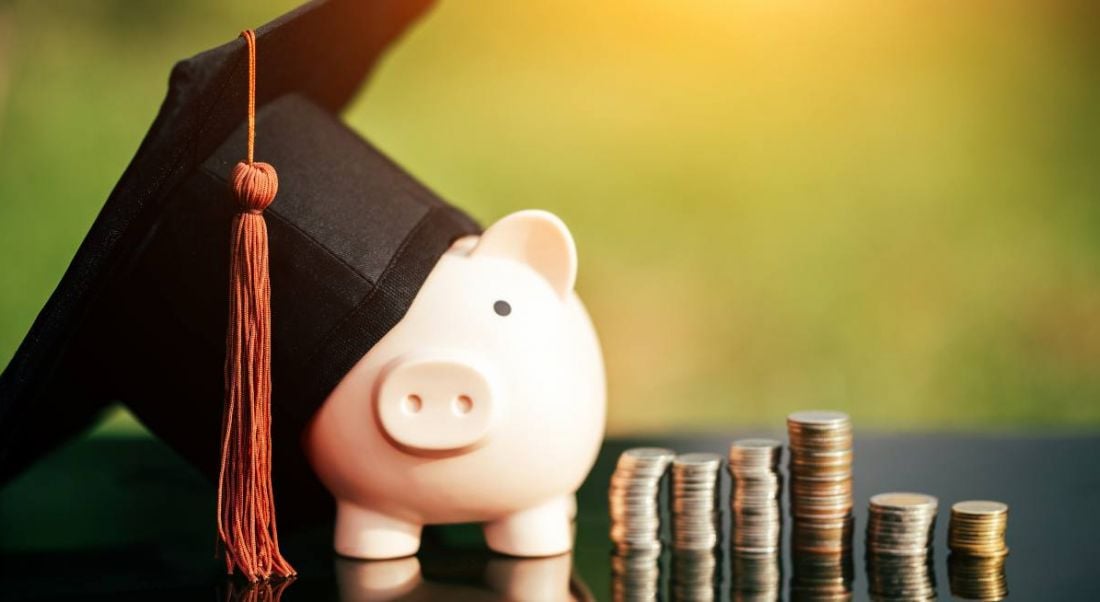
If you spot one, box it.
[217,29,295,582]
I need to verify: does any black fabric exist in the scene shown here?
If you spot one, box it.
[0,0,479,529]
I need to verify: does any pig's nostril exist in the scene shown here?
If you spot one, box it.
[453,395,473,416]
[402,394,423,415]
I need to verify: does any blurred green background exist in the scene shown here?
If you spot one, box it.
[1,0,1098,436]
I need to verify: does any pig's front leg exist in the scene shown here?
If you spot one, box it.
[334,502,422,559]
[483,495,574,557]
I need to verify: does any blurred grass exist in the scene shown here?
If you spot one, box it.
[1,0,1099,436]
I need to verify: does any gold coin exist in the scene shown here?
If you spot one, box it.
[952,500,1008,516]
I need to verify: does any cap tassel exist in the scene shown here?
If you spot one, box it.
[217,29,295,582]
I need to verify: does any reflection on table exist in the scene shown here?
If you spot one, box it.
[949,552,1008,601]
[789,550,854,601]
[334,552,590,602]
[865,551,936,600]
[610,546,662,601]
[730,550,781,601]
[670,549,718,601]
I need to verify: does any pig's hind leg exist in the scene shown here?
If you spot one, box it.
[334,503,422,559]
[483,495,573,557]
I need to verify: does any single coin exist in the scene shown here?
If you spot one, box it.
[788,410,851,426]
[731,438,783,451]
[673,452,724,469]
[952,500,1008,516]
[623,447,676,461]
[870,492,938,511]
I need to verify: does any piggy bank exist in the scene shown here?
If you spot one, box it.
[305,210,606,559]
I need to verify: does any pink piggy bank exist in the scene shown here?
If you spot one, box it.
[305,209,606,559]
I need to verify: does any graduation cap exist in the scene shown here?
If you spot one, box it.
[0,0,479,581]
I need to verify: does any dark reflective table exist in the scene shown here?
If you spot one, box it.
[2,433,1098,600]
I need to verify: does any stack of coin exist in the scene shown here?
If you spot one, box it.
[948,500,1009,601]
[610,547,663,601]
[670,549,717,601]
[866,492,939,555]
[948,500,1009,557]
[731,552,781,601]
[865,492,939,600]
[949,553,1008,601]
[609,448,675,552]
[670,453,723,552]
[787,411,854,554]
[728,438,783,555]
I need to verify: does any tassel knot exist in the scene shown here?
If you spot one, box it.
[232,161,278,213]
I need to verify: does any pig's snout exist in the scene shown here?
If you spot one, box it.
[375,352,500,454]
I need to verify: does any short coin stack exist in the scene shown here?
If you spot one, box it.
[728,438,783,555]
[948,500,1009,557]
[948,500,1009,600]
[866,492,939,555]
[609,447,675,552]
[865,492,939,600]
[787,411,854,554]
[670,453,723,552]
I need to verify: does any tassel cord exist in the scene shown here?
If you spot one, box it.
[217,28,295,582]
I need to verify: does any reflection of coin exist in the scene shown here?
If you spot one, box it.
[790,550,855,599]
[671,549,718,601]
[610,546,662,601]
[949,552,1009,601]
[731,551,781,597]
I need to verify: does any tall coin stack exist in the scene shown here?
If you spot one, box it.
[948,500,1009,601]
[729,439,783,601]
[728,439,783,554]
[865,492,939,600]
[787,411,855,554]
[609,448,675,552]
[610,448,674,602]
[670,453,723,552]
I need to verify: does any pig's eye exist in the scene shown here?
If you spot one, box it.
[493,300,512,317]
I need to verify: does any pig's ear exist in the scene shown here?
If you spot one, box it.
[471,210,577,298]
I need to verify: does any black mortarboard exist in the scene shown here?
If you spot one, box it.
[0,0,479,580]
